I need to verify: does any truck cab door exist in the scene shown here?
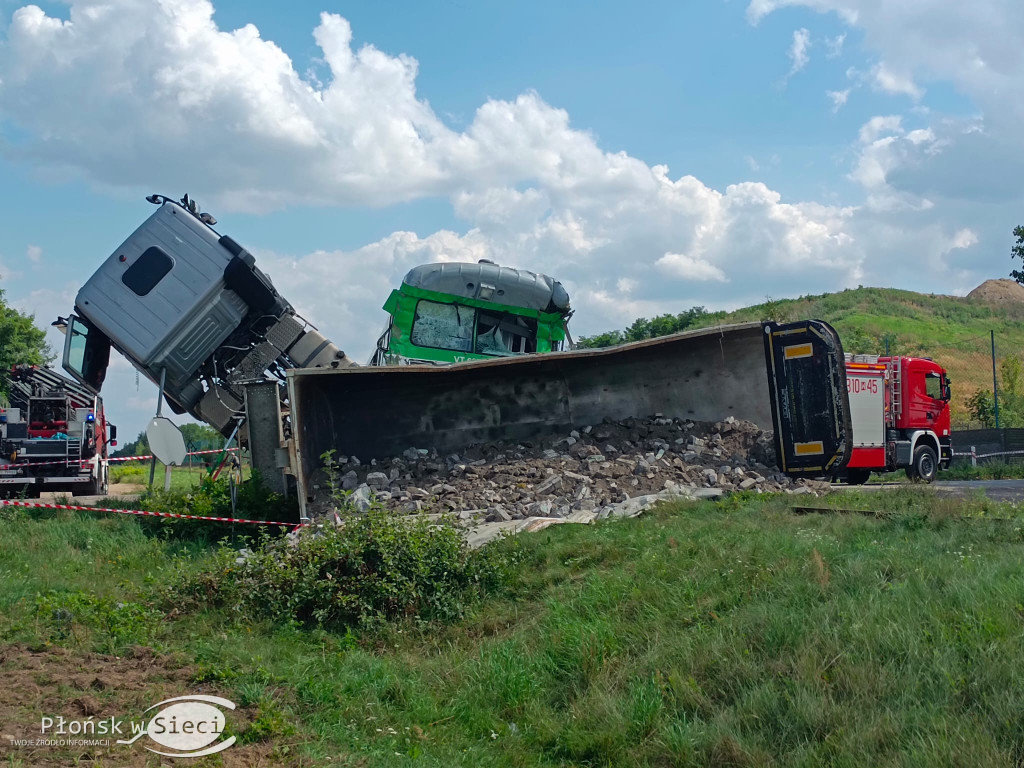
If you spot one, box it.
[763,320,852,477]
[62,314,111,393]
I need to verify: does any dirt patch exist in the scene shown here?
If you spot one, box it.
[105,483,147,497]
[966,278,1024,304]
[0,644,280,767]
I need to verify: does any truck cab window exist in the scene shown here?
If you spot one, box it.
[925,372,942,400]
[122,246,174,296]
[410,300,475,352]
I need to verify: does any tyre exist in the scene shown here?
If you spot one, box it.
[910,445,938,484]
[845,468,871,485]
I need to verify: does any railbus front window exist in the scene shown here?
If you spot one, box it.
[410,300,475,352]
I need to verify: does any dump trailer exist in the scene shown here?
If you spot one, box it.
[0,365,115,497]
[58,195,853,519]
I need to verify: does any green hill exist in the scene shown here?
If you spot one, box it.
[578,284,1024,425]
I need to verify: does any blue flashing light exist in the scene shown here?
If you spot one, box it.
[86,412,96,422]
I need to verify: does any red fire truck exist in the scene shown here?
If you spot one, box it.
[0,365,116,497]
[841,354,952,484]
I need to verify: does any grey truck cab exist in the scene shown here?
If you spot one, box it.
[62,194,351,434]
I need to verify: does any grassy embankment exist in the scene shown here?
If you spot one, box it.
[3,487,1024,766]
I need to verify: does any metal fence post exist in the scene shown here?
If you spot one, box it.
[992,330,1000,429]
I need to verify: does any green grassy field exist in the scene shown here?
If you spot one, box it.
[3,488,1024,766]
[110,459,245,492]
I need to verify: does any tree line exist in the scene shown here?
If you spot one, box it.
[575,306,719,348]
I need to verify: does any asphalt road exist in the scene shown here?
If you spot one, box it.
[838,479,1024,503]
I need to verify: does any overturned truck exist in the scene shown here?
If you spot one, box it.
[58,195,852,520]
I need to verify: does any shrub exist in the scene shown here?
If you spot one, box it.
[110,466,146,483]
[88,474,296,542]
[171,504,524,631]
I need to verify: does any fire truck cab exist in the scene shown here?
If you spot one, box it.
[843,354,952,484]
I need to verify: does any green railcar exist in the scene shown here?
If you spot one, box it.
[372,261,572,365]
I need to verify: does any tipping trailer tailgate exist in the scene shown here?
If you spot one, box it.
[287,320,850,513]
[763,320,851,477]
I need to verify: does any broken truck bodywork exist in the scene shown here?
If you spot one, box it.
[286,319,851,518]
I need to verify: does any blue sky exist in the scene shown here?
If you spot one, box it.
[0,0,1020,439]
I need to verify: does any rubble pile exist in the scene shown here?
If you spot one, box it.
[310,415,830,526]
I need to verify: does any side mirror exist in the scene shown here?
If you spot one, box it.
[110,440,118,447]
[109,424,118,441]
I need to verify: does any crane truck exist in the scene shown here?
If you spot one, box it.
[55,194,854,519]
[0,365,115,497]
[842,354,952,484]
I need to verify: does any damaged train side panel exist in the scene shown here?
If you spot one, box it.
[288,320,850,516]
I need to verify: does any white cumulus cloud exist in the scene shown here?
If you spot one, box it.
[655,253,729,283]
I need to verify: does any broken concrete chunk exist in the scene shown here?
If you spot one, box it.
[534,474,563,495]
[349,485,373,513]
[485,506,513,522]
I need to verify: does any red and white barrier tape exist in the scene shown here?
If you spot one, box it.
[2,447,239,470]
[110,447,240,463]
[0,498,306,529]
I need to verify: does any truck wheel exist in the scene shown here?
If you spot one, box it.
[846,469,871,485]
[911,445,938,484]
[76,470,108,498]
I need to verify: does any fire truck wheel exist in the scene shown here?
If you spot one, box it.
[911,445,938,483]
[845,469,871,485]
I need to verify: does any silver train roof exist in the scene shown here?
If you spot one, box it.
[402,261,570,315]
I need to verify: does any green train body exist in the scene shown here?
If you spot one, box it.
[372,261,572,365]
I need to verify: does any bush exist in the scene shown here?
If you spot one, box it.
[111,465,146,484]
[172,505,524,631]
[100,474,296,542]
